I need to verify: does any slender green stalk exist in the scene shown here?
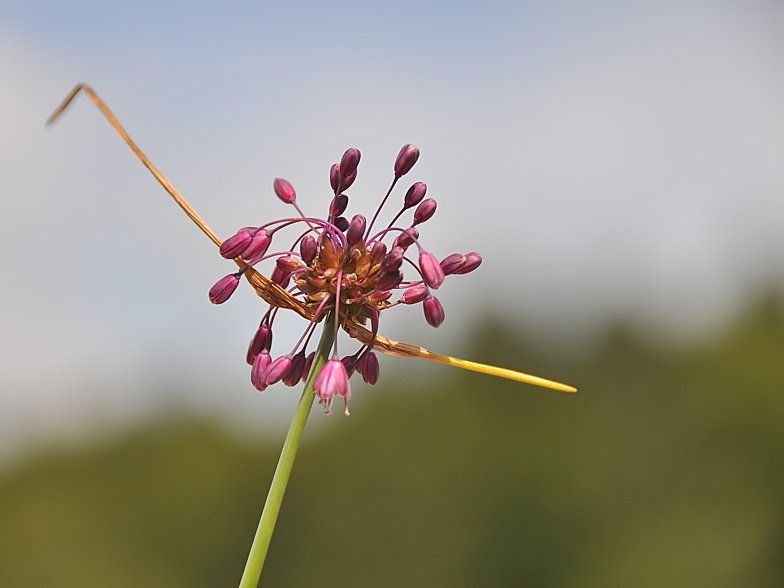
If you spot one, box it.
[238,313,336,588]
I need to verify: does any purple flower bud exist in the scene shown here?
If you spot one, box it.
[341,169,358,191]
[264,355,293,386]
[301,351,315,383]
[393,227,419,250]
[330,164,357,194]
[419,251,445,289]
[334,216,349,232]
[440,253,466,276]
[413,198,437,225]
[368,289,393,304]
[377,270,403,291]
[454,252,482,274]
[356,351,380,385]
[394,144,420,177]
[339,148,361,177]
[404,182,427,209]
[246,323,272,365]
[423,295,445,328]
[299,235,317,264]
[209,273,241,304]
[273,178,297,204]
[330,163,341,193]
[314,359,351,400]
[380,246,404,273]
[369,241,387,265]
[276,255,300,273]
[283,351,306,386]
[341,355,357,377]
[243,228,272,264]
[330,194,349,217]
[219,228,253,259]
[401,284,429,304]
[346,214,366,245]
[251,351,272,391]
[271,266,290,289]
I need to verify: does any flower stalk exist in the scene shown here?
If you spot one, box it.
[238,312,335,588]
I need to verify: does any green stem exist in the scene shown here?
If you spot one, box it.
[238,312,336,588]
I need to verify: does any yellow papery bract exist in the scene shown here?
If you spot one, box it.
[429,356,576,393]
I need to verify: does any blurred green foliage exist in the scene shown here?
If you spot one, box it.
[2,295,784,587]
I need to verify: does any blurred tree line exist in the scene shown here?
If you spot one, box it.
[2,293,784,587]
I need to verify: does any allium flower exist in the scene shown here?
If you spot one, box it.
[49,83,577,588]
[207,144,498,414]
[47,84,575,405]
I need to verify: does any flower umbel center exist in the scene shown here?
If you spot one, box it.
[210,145,482,415]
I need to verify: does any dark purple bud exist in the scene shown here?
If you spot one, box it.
[283,351,306,386]
[300,235,317,264]
[413,198,437,225]
[394,144,420,177]
[246,324,272,365]
[357,351,380,385]
[209,273,240,304]
[341,355,357,377]
[454,252,482,275]
[404,182,427,209]
[368,290,393,304]
[251,351,272,391]
[341,169,357,191]
[334,216,349,232]
[271,266,290,289]
[314,359,351,400]
[330,164,357,194]
[369,241,387,265]
[339,148,361,177]
[219,228,253,259]
[301,351,315,383]
[423,295,445,328]
[346,214,366,245]
[377,270,403,291]
[401,284,429,305]
[264,355,293,386]
[330,194,349,217]
[243,228,272,264]
[330,164,341,193]
[393,227,419,250]
[419,251,445,289]
[440,253,466,276]
[380,246,404,273]
[276,255,300,273]
[273,178,296,204]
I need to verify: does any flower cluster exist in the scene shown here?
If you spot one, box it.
[209,145,481,414]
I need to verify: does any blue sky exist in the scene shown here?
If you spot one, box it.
[1,0,783,461]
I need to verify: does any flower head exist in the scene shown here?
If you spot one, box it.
[211,144,492,411]
[46,84,576,418]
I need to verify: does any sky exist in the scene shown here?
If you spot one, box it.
[1,0,783,463]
